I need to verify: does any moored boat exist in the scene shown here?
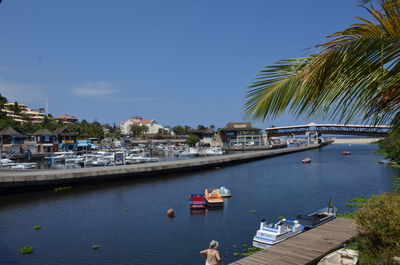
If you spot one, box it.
[302,157,311,163]
[297,198,337,229]
[317,248,358,265]
[189,194,206,209]
[204,189,224,207]
[252,218,304,249]
[218,186,232,197]
[342,151,351,155]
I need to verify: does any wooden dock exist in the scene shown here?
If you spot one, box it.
[230,218,357,265]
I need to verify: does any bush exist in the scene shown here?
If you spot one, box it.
[355,193,400,264]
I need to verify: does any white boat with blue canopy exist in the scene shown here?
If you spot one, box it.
[252,218,304,249]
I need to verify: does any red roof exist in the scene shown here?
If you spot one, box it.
[131,120,153,124]
[55,113,78,121]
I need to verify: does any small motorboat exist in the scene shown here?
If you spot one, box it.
[189,194,206,209]
[297,198,337,229]
[317,248,358,265]
[253,218,304,249]
[218,186,232,197]
[342,151,351,155]
[302,157,312,163]
[204,189,224,207]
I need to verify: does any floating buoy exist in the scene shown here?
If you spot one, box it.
[167,208,175,217]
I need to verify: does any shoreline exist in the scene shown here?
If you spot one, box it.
[0,143,330,193]
[332,138,382,144]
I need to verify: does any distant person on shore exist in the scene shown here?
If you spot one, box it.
[200,240,222,265]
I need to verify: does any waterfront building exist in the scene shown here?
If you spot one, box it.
[53,127,77,151]
[191,128,214,146]
[2,102,47,124]
[219,122,263,147]
[0,127,25,154]
[120,116,167,135]
[32,129,58,153]
[54,113,78,124]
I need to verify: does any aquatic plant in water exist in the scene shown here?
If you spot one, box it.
[33,225,42,230]
[18,246,33,254]
[92,245,100,249]
[232,246,261,256]
[54,186,72,192]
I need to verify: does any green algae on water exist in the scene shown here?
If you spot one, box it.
[18,246,33,254]
[33,225,42,230]
[92,245,100,249]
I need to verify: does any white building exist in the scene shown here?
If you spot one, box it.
[120,116,167,135]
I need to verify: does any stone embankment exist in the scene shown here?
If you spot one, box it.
[0,143,330,192]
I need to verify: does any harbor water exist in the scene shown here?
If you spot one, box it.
[0,144,397,265]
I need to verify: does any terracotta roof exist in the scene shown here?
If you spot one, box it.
[54,113,78,121]
[0,127,23,136]
[131,120,153,124]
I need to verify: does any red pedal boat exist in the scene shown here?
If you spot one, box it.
[302,157,312,163]
[189,194,206,209]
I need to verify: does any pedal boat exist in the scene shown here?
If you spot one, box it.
[217,186,232,197]
[302,157,312,163]
[252,218,304,249]
[342,151,351,155]
[204,189,224,207]
[189,194,206,209]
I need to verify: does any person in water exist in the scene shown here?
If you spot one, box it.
[200,240,222,265]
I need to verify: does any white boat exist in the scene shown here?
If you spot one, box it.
[218,186,232,197]
[297,198,337,229]
[47,152,75,163]
[317,248,358,265]
[202,147,225,156]
[253,218,304,249]
[179,147,199,157]
[10,163,37,169]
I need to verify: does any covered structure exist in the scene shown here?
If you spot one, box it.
[0,127,25,154]
[32,128,57,153]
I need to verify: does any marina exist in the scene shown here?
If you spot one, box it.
[0,143,325,191]
[0,144,396,265]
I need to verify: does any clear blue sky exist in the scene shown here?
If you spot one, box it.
[0,0,369,128]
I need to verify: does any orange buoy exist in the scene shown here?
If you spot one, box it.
[167,208,175,217]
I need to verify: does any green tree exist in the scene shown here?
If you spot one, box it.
[0,93,8,119]
[130,124,148,137]
[378,128,400,163]
[245,0,400,128]
[186,134,199,146]
[355,193,400,264]
[172,125,186,135]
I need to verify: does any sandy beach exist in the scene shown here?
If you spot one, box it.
[332,138,383,144]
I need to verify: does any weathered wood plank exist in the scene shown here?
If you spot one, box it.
[229,218,356,265]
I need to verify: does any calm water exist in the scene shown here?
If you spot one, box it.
[0,144,398,265]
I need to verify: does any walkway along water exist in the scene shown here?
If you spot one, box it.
[0,143,330,192]
[230,217,357,265]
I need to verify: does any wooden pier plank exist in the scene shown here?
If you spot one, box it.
[229,218,357,265]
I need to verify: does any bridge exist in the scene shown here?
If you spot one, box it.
[266,123,390,144]
[267,123,390,137]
